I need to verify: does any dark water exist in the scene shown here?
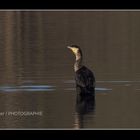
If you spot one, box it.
[0,11,140,129]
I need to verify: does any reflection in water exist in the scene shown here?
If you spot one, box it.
[65,86,112,92]
[74,88,96,129]
[0,84,55,92]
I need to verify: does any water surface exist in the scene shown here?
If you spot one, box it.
[0,11,140,129]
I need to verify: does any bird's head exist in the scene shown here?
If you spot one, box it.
[67,45,82,56]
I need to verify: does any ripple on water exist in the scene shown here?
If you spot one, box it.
[0,85,56,92]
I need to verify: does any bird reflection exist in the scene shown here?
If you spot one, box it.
[74,89,96,129]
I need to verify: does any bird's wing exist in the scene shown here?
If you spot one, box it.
[75,69,95,87]
[75,73,87,87]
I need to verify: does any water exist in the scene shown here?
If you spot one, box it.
[0,11,140,129]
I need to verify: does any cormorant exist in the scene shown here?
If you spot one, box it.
[67,45,96,100]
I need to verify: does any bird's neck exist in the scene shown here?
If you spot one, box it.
[74,53,83,72]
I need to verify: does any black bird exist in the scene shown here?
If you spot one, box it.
[67,45,96,100]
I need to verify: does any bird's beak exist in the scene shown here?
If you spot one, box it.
[67,46,74,52]
[67,46,74,54]
[67,46,72,49]
[67,46,73,52]
[67,46,78,54]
